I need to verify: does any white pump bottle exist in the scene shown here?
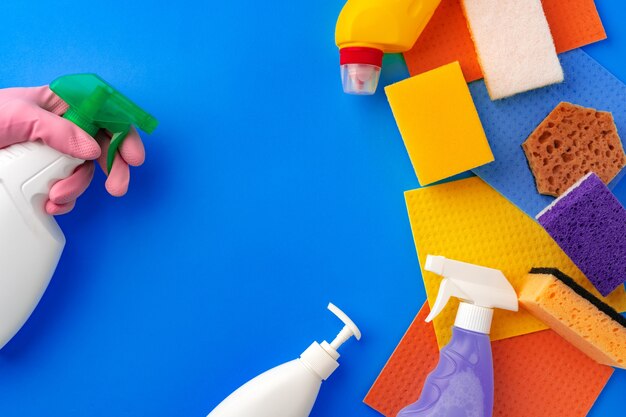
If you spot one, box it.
[207,303,361,417]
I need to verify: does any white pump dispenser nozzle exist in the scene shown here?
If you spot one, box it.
[328,302,362,349]
[425,255,518,334]
[207,302,361,417]
[301,303,361,379]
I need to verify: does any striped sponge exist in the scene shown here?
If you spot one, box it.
[537,172,626,296]
[519,268,626,368]
[519,268,626,369]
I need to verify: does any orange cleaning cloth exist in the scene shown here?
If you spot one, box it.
[364,303,613,417]
[403,0,606,82]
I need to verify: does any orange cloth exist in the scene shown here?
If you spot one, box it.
[364,303,613,417]
[403,0,606,82]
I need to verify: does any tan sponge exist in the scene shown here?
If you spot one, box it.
[522,102,626,196]
[519,268,626,368]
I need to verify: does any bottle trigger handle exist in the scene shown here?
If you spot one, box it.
[425,278,468,322]
[106,126,131,173]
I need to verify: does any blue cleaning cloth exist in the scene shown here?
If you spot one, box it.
[470,49,626,217]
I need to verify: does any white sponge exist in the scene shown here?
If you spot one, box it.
[462,0,564,100]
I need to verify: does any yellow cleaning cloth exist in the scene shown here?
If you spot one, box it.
[385,62,494,186]
[405,176,626,348]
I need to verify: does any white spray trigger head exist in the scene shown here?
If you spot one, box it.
[424,255,518,323]
[328,303,361,351]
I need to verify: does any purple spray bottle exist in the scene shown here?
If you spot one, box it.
[398,255,518,417]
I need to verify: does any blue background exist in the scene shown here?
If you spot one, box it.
[0,1,624,416]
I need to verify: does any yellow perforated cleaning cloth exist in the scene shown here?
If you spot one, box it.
[385,61,493,186]
[405,176,626,348]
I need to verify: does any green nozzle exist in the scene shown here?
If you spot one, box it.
[50,74,158,173]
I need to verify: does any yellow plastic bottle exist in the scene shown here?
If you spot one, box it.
[335,0,442,95]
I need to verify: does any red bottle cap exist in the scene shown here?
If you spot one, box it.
[339,47,383,67]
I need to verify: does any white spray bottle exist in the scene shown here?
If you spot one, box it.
[207,302,361,417]
[0,74,157,349]
[397,255,518,417]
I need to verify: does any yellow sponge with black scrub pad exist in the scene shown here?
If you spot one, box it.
[519,268,626,368]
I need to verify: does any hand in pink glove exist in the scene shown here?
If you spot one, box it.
[0,85,146,215]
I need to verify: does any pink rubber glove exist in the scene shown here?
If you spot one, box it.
[0,85,146,215]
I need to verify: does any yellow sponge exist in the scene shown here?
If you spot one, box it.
[405,176,626,347]
[385,61,494,186]
[519,268,626,368]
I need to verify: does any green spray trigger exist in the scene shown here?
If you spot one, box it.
[50,74,158,173]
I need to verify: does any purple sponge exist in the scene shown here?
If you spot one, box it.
[537,173,626,296]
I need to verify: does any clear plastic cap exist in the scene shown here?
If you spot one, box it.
[341,63,381,95]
